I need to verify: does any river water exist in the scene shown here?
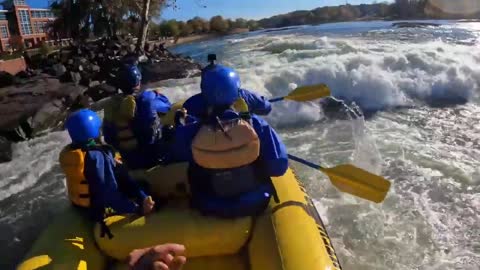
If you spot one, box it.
[1,21,479,269]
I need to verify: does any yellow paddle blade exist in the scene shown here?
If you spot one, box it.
[284,84,331,102]
[320,164,391,203]
[232,97,249,113]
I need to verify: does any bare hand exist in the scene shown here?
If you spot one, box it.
[142,196,155,215]
[176,108,187,118]
[175,108,188,126]
[129,244,186,270]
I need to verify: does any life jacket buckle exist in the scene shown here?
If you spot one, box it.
[215,116,233,141]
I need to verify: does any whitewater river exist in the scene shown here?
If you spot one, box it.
[1,21,479,269]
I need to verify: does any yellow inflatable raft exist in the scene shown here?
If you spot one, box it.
[17,166,342,270]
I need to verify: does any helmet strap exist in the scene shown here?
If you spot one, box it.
[70,138,97,150]
[86,139,97,147]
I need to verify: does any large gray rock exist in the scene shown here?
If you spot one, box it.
[85,83,117,101]
[91,64,100,72]
[69,71,81,84]
[1,37,203,143]
[141,59,202,84]
[128,44,136,53]
[0,136,12,163]
[52,63,67,77]
[0,76,86,141]
[138,55,149,63]
[0,71,15,88]
[29,100,65,137]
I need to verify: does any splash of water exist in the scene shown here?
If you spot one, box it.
[348,101,383,175]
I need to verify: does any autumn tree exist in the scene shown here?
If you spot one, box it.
[233,18,248,29]
[226,19,234,30]
[247,20,260,31]
[393,0,427,18]
[125,0,173,49]
[178,21,193,36]
[49,0,172,48]
[187,17,207,33]
[159,20,180,37]
[210,16,229,33]
[202,20,210,32]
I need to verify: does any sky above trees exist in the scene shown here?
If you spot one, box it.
[162,0,394,20]
[26,0,479,22]
[23,0,392,19]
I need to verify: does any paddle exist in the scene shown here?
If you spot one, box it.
[269,84,331,103]
[288,154,391,203]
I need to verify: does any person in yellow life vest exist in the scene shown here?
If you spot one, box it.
[173,64,288,218]
[102,64,173,170]
[60,109,155,234]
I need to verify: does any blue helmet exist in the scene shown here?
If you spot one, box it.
[119,64,142,94]
[65,109,102,144]
[201,65,241,106]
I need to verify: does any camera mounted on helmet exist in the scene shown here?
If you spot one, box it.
[200,54,241,107]
[208,54,217,66]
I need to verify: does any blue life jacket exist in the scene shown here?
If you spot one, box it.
[188,106,278,218]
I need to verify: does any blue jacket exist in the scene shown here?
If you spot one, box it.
[173,113,288,177]
[83,146,147,222]
[103,90,172,169]
[183,89,272,118]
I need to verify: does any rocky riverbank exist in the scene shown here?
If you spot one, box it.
[0,36,202,163]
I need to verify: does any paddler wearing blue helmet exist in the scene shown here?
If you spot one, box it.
[59,109,155,236]
[102,63,173,170]
[173,63,288,218]
[183,55,272,118]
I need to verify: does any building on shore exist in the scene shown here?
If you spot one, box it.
[0,0,55,52]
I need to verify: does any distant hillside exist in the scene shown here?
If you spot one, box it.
[258,4,391,28]
[154,1,480,41]
[257,1,480,29]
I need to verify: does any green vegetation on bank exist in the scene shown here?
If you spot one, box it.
[43,0,480,45]
[49,0,177,48]
[0,51,23,61]
[150,16,258,38]
[155,0,480,39]
[256,0,479,29]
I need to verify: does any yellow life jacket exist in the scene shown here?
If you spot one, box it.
[59,146,90,208]
[191,98,260,169]
[104,95,138,151]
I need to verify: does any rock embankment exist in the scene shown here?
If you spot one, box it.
[0,36,202,163]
